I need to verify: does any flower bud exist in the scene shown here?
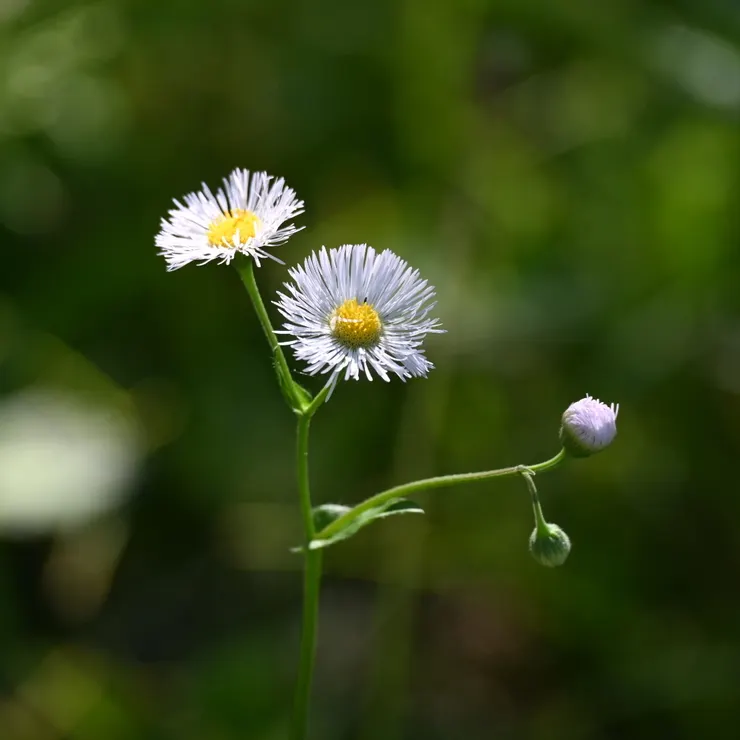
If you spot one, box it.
[529,523,571,567]
[560,394,618,457]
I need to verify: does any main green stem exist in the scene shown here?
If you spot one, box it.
[290,383,331,740]
[296,411,316,539]
[315,449,567,542]
[292,412,321,740]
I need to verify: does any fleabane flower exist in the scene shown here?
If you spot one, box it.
[275,244,443,393]
[560,394,619,457]
[156,169,304,271]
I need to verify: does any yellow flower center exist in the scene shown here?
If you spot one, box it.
[330,299,382,348]
[207,209,261,248]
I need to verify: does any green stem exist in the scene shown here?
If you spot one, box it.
[303,380,333,418]
[290,382,331,740]
[235,257,298,409]
[291,546,322,740]
[315,448,567,542]
[296,411,316,542]
[522,471,549,535]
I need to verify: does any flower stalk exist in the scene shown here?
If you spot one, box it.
[313,449,566,544]
[236,257,307,412]
[522,471,572,567]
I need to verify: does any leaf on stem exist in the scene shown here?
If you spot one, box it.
[302,499,424,551]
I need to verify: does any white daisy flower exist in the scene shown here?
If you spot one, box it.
[560,394,619,456]
[156,169,304,270]
[275,244,443,392]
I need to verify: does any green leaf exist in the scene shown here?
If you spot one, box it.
[307,498,424,551]
[311,503,351,533]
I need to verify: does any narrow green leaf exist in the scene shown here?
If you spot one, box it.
[304,498,424,551]
[311,503,350,533]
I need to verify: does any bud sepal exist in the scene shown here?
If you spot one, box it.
[529,522,571,567]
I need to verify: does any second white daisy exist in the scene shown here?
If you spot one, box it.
[156,168,304,271]
[275,244,443,389]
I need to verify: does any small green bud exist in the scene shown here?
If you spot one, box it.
[529,523,571,567]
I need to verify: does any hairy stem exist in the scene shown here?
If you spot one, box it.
[235,258,299,408]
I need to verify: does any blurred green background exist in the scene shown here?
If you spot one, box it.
[2,0,739,738]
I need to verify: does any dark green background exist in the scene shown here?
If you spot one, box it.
[2,0,739,738]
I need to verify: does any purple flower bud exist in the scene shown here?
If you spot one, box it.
[560,394,618,457]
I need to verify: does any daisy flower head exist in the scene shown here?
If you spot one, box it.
[560,394,619,457]
[156,169,304,271]
[275,244,443,392]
